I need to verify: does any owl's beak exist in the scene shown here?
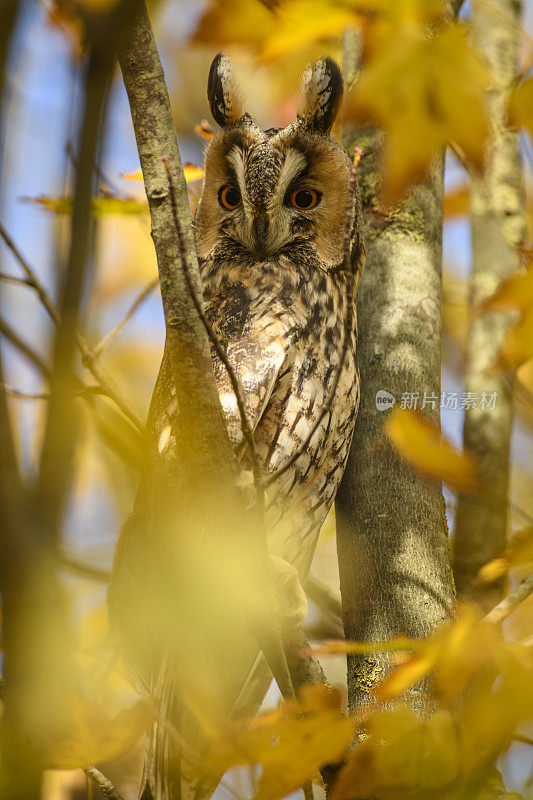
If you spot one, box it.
[252,213,269,259]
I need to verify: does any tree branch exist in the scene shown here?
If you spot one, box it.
[0,314,51,377]
[84,767,126,800]
[484,572,533,625]
[92,277,158,357]
[162,158,265,512]
[3,385,48,401]
[0,221,144,432]
[337,31,455,716]
[453,0,525,612]
[118,0,237,498]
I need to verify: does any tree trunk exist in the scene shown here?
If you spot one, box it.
[453,0,525,612]
[336,130,455,713]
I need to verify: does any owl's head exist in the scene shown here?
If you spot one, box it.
[195,53,351,270]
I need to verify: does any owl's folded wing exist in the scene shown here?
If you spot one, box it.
[204,281,289,446]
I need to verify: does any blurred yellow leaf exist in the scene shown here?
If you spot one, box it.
[194,120,215,140]
[477,261,533,369]
[45,696,151,770]
[193,0,277,49]
[121,167,143,181]
[385,408,479,491]
[377,605,501,704]
[312,636,416,656]
[258,1,355,62]
[208,686,354,800]
[480,262,533,314]
[333,617,533,800]
[444,185,469,219]
[500,308,533,368]
[183,163,205,182]
[478,528,533,583]
[333,705,461,800]
[477,557,509,583]
[509,78,533,138]
[346,24,489,203]
[23,194,148,216]
[122,163,204,183]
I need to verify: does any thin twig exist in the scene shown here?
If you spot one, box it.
[512,733,533,747]
[306,575,343,624]
[0,273,37,289]
[84,767,126,800]
[0,222,144,432]
[0,314,142,457]
[303,780,314,800]
[0,221,59,324]
[0,315,50,377]
[66,140,122,197]
[484,572,533,625]
[162,157,265,513]
[92,277,158,357]
[61,553,111,582]
[77,331,144,432]
[3,385,48,401]
[264,150,362,489]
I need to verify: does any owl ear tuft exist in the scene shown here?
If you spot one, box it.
[207,53,244,128]
[297,56,343,133]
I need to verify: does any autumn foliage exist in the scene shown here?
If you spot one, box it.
[1,0,533,799]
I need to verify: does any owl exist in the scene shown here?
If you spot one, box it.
[109,53,364,800]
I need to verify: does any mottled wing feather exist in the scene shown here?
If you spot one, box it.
[205,281,288,447]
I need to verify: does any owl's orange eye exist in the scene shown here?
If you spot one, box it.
[290,189,320,209]
[219,184,242,209]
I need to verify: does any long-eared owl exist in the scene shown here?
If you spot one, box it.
[109,52,364,800]
[195,52,364,573]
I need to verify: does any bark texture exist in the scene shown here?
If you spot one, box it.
[453,0,525,611]
[118,1,237,499]
[336,130,455,713]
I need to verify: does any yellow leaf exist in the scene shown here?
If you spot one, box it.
[44,697,151,770]
[23,194,148,216]
[377,605,501,705]
[208,686,354,800]
[385,408,479,491]
[479,261,533,314]
[192,0,277,50]
[477,261,533,368]
[478,557,509,584]
[194,120,215,140]
[258,1,355,62]
[121,167,144,181]
[183,163,205,182]
[376,653,436,701]
[444,185,469,219]
[509,78,533,138]
[333,705,461,800]
[345,24,489,203]
[312,636,418,656]
[122,163,204,184]
[500,307,533,368]
[479,528,533,583]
